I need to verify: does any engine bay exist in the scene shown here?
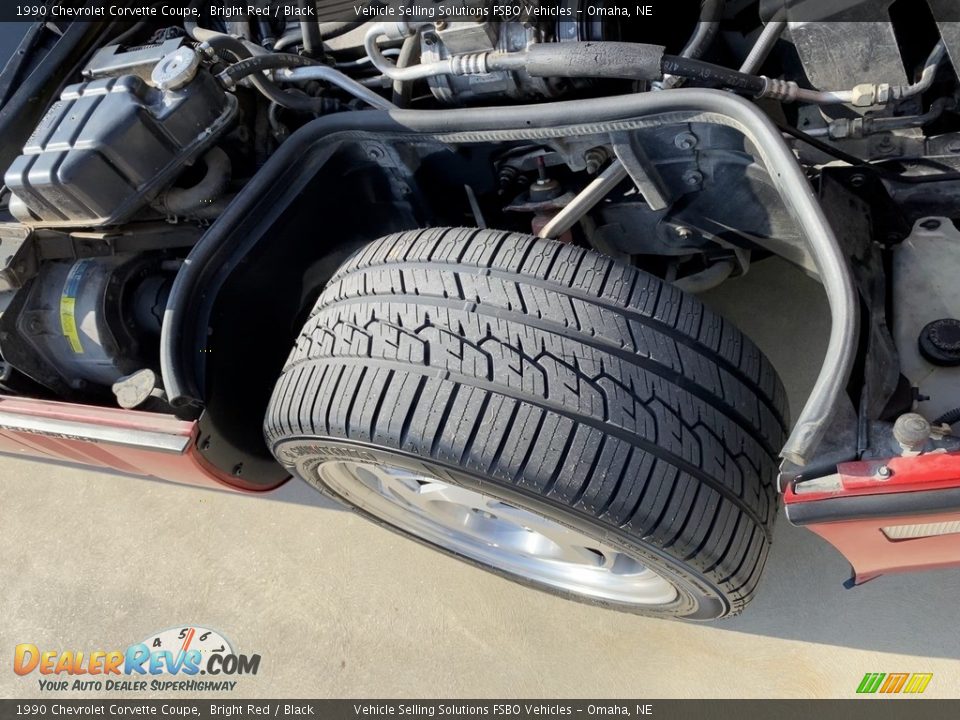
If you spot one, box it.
[2,0,960,484]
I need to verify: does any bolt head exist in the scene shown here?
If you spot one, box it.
[850,83,877,107]
[893,412,931,451]
[674,132,698,150]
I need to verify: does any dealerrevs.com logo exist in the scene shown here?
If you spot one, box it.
[13,626,260,693]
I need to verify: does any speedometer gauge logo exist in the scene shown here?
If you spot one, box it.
[141,626,234,673]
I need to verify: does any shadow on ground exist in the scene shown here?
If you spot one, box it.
[718,511,960,659]
[223,473,960,660]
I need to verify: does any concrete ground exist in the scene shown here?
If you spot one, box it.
[2,257,959,699]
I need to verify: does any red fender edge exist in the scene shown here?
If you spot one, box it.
[0,395,287,493]
[784,452,960,585]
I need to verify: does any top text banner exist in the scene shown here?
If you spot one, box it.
[4,0,960,23]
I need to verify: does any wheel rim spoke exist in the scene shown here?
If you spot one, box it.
[317,460,679,606]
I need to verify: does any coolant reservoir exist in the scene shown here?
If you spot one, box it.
[893,217,960,421]
[4,48,236,227]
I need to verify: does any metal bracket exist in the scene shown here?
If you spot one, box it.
[610,132,671,211]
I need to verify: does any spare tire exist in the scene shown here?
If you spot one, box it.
[264,227,788,619]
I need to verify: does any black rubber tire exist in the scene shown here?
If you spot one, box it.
[264,227,789,620]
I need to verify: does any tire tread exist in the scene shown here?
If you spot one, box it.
[265,228,788,617]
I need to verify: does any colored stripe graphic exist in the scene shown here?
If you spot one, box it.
[880,673,909,693]
[904,674,934,694]
[857,672,932,694]
[857,673,885,693]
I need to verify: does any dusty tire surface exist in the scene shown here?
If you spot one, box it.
[265,227,788,619]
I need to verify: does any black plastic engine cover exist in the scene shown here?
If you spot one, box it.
[5,71,236,227]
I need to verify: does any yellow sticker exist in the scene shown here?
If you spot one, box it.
[59,296,82,353]
[60,262,88,354]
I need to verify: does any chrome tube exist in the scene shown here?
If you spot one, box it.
[162,89,857,466]
[739,20,786,74]
[537,163,629,240]
[276,66,398,110]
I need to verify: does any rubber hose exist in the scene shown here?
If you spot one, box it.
[160,88,859,466]
[509,42,666,81]
[251,79,335,114]
[392,34,420,108]
[202,34,331,113]
[158,147,231,217]
[273,30,302,52]
[501,43,764,93]
[222,52,320,83]
[272,22,364,52]
[296,0,321,56]
[679,0,724,60]
[661,55,767,94]
[300,20,320,57]
[186,25,268,56]
[677,21,720,63]
[256,19,274,49]
[191,33,251,68]
[934,408,960,426]
[658,0,723,88]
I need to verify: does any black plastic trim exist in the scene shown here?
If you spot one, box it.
[786,487,960,526]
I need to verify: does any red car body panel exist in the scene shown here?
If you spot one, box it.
[784,452,960,584]
[0,395,285,492]
[796,509,960,584]
[2,394,958,583]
